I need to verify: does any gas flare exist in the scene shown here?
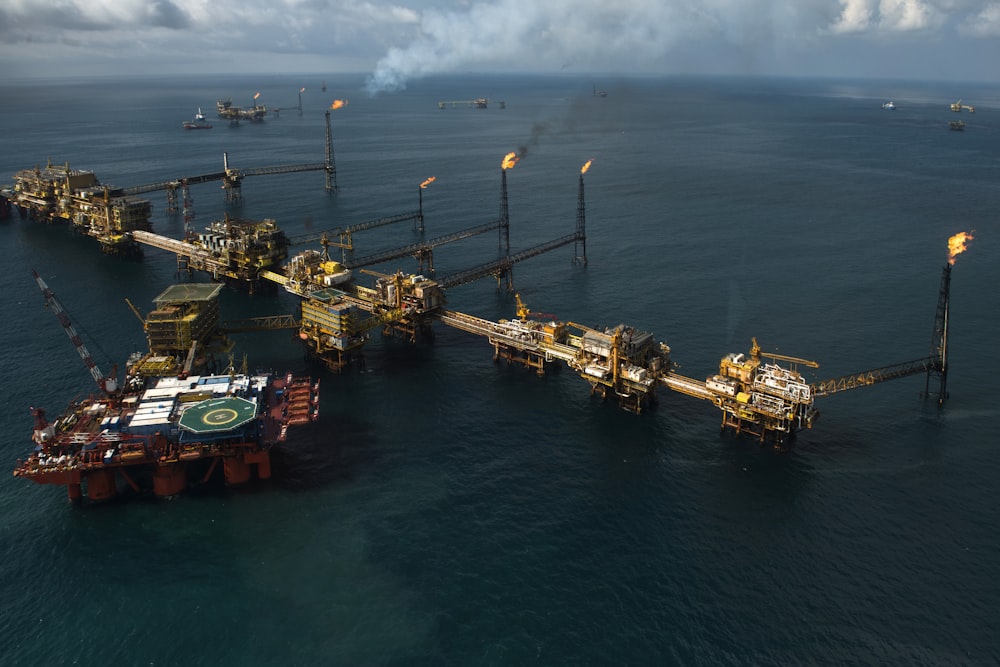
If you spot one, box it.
[420,176,436,189]
[300,87,306,93]
[502,152,519,170]
[330,99,348,110]
[581,159,593,174]
[254,92,261,100]
[947,231,974,265]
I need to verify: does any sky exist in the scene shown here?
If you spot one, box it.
[1,0,999,88]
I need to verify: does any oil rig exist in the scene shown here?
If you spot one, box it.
[2,161,152,256]
[216,96,267,123]
[0,106,339,256]
[203,155,965,444]
[9,132,977,507]
[438,98,490,109]
[14,272,319,503]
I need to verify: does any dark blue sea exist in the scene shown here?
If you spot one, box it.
[1,73,998,665]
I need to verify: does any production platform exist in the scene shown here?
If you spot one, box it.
[6,136,977,509]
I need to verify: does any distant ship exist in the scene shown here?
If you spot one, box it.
[949,120,966,131]
[182,108,212,130]
[593,84,608,98]
[881,101,895,110]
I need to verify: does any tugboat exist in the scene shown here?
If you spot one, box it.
[182,108,212,130]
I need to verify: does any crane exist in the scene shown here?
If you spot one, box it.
[514,293,557,322]
[750,337,819,369]
[124,298,146,328]
[32,270,118,395]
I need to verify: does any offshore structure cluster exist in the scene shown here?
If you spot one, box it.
[1,110,972,504]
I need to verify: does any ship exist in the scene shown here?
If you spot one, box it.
[182,108,212,130]
[12,273,320,503]
[949,120,966,131]
[881,101,895,110]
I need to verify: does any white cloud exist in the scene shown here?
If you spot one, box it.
[880,0,939,30]
[960,3,1000,37]
[830,0,876,33]
[0,0,996,81]
[365,0,821,92]
[830,0,944,34]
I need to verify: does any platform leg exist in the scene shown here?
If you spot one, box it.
[153,463,187,497]
[85,469,117,501]
[223,456,252,485]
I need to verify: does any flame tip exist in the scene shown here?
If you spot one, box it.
[947,231,975,265]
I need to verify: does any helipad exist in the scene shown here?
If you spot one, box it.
[178,397,257,433]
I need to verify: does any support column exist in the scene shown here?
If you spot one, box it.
[153,463,187,497]
[223,456,252,485]
[244,450,272,480]
[85,469,117,501]
[256,453,272,480]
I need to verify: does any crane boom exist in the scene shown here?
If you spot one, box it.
[124,298,145,327]
[32,270,114,393]
[751,337,819,368]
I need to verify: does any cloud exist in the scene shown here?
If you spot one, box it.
[365,0,986,93]
[364,0,811,93]
[0,0,996,81]
[960,3,1000,37]
[829,0,942,34]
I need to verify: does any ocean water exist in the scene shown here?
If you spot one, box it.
[1,73,998,665]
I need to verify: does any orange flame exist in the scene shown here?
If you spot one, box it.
[502,152,519,170]
[581,159,593,175]
[254,92,261,100]
[420,176,436,189]
[300,87,306,93]
[330,99,347,110]
[947,231,974,265]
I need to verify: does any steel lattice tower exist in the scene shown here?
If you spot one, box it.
[925,263,951,405]
[499,168,511,254]
[575,172,588,265]
[324,110,338,193]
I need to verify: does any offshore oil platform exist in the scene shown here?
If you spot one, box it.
[13,272,319,503]
[7,132,976,503]
[216,96,267,123]
[0,106,339,258]
[2,161,153,256]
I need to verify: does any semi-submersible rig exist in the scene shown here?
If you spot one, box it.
[6,144,974,501]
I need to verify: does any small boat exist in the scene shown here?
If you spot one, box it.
[881,101,895,110]
[182,108,212,130]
